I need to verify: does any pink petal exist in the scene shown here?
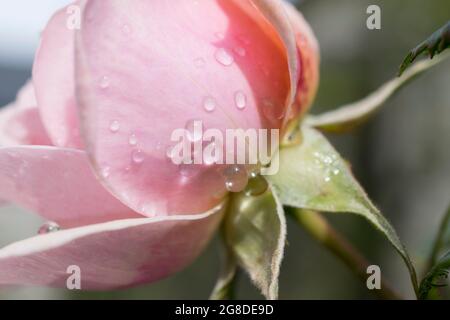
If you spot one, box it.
[0,81,51,146]
[0,146,141,228]
[0,107,52,146]
[33,3,82,148]
[76,0,292,217]
[236,0,300,128]
[283,2,320,117]
[0,205,224,289]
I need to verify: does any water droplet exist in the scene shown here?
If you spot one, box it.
[185,120,203,142]
[166,145,176,160]
[234,91,247,110]
[99,76,110,89]
[234,47,246,57]
[203,97,216,112]
[223,165,249,193]
[179,164,198,178]
[262,99,285,121]
[194,58,206,68]
[245,174,268,197]
[215,48,234,66]
[101,166,111,178]
[132,149,145,164]
[109,120,120,133]
[203,142,219,165]
[128,134,138,146]
[38,222,60,235]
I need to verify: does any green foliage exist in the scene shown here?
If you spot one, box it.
[210,239,237,300]
[399,21,450,76]
[223,187,286,300]
[419,251,450,300]
[306,53,449,133]
[268,127,419,296]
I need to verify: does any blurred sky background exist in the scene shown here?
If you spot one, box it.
[0,0,449,299]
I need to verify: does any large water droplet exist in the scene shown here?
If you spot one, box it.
[245,174,268,197]
[129,134,138,146]
[234,91,247,110]
[38,222,60,235]
[109,120,120,133]
[99,76,110,89]
[203,97,216,113]
[132,149,145,164]
[215,48,234,66]
[223,165,249,193]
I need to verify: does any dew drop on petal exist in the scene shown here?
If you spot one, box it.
[215,48,234,66]
[234,91,247,110]
[38,222,60,235]
[132,149,145,164]
[99,76,110,89]
[101,166,111,178]
[179,164,198,178]
[223,165,249,193]
[203,97,216,113]
[245,174,269,197]
[128,134,138,146]
[109,120,120,133]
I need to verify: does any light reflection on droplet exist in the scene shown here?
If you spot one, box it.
[215,48,234,66]
[132,149,145,164]
[203,97,216,113]
[38,222,60,235]
[109,120,120,133]
[234,91,247,110]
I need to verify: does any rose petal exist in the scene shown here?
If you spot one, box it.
[0,146,141,228]
[32,3,82,148]
[0,81,51,146]
[76,0,291,217]
[0,107,52,146]
[0,204,224,289]
[240,0,300,128]
[283,2,320,116]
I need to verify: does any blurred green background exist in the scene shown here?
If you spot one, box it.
[0,0,449,299]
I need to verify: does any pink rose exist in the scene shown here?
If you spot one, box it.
[0,0,318,290]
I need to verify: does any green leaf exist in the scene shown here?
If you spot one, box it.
[210,239,238,300]
[399,21,450,76]
[267,126,419,295]
[306,53,450,133]
[224,186,286,300]
[428,205,450,268]
[419,251,450,300]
